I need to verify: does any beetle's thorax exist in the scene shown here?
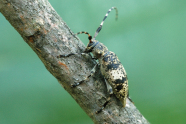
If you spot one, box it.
[91,40,109,59]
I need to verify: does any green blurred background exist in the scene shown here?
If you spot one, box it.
[0,0,186,124]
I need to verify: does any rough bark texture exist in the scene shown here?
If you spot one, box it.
[0,0,149,124]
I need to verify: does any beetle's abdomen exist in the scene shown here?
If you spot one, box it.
[100,52,128,107]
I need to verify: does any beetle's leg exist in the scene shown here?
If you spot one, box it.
[71,63,98,87]
[57,52,97,60]
[96,79,113,114]
[81,53,97,60]
[127,90,134,104]
[57,53,78,58]
[57,52,98,87]
[57,52,95,60]
[105,78,113,95]
[96,94,112,114]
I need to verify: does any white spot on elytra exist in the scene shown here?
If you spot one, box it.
[110,69,124,80]
[137,120,142,123]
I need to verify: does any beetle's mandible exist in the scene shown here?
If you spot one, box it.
[57,7,133,113]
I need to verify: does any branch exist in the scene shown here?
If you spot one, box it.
[0,0,149,123]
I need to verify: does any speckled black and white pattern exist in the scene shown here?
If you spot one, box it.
[89,40,129,107]
[101,52,128,107]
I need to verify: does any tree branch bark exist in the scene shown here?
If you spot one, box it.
[0,0,149,123]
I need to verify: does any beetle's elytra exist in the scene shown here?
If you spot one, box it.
[57,7,133,113]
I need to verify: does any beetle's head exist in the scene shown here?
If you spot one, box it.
[76,32,108,58]
[84,37,100,53]
[85,37,108,59]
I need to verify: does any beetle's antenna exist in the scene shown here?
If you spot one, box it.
[93,7,118,39]
[76,31,92,42]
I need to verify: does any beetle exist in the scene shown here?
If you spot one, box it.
[57,7,133,113]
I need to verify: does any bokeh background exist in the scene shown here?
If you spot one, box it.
[0,0,186,124]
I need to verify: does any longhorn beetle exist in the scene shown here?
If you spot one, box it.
[57,7,133,113]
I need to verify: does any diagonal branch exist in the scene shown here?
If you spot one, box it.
[0,0,149,123]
